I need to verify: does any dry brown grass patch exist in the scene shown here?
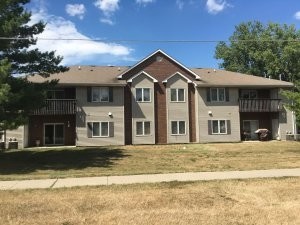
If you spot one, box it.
[0,177,299,224]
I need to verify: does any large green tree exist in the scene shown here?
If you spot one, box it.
[215,21,300,126]
[215,21,300,82]
[0,0,68,130]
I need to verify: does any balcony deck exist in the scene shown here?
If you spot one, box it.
[32,99,77,115]
[239,99,282,112]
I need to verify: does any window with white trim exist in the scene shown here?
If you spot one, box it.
[171,121,186,135]
[171,88,185,102]
[92,87,109,102]
[211,88,225,102]
[136,88,151,102]
[212,120,227,134]
[136,121,151,136]
[240,90,257,99]
[92,122,109,137]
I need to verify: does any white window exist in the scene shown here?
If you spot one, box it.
[241,90,257,99]
[171,88,185,102]
[136,121,151,136]
[92,122,109,137]
[212,120,227,134]
[171,121,186,135]
[211,88,225,102]
[136,88,151,102]
[92,87,109,102]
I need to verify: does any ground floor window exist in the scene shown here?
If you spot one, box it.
[92,122,109,137]
[136,121,151,136]
[87,122,114,138]
[208,120,231,135]
[44,123,64,145]
[171,121,186,135]
[212,120,227,134]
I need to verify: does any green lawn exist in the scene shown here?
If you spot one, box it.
[0,141,299,180]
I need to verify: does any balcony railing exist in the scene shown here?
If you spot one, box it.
[239,99,282,112]
[32,99,77,115]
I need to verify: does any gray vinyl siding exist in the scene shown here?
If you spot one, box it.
[197,87,241,142]
[76,86,125,146]
[131,73,155,144]
[166,75,189,143]
[278,90,295,140]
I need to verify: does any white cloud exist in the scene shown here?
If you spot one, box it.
[29,7,132,65]
[65,4,86,20]
[206,0,228,14]
[136,0,155,5]
[94,0,119,17]
[294,11,300,20]
[94,0,119,25]
[100,18,115,25]
[176,0,184,10]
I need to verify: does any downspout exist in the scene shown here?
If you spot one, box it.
[292,109,297,137]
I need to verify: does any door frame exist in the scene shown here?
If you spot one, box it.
[242,120,259,140]
[43,123,65,146]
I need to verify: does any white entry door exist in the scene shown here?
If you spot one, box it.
[243,120,259,140]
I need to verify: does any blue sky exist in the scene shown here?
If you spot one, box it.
[27,0,300,68]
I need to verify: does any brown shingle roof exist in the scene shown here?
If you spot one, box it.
[27,65,294,88]
[192,68,293,88]
[28,66,129,86]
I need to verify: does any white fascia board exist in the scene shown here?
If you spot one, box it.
[127,71,158,83]
[162,72,193,83]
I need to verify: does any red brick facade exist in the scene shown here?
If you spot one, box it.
[122,51,198,144]
[28,115,76,147]
[154,82,167,144]
[124,84,133,144]
[188,83,196,142]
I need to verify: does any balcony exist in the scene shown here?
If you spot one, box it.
[32,99,77,115]
[239,99,282,112]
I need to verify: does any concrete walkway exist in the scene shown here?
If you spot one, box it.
[1,168,300,190]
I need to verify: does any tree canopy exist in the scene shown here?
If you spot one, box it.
[215,21,300,126]
[215,21,300,83]
[0,0,68,130]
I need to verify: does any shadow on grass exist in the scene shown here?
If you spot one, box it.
[0,147,130,175]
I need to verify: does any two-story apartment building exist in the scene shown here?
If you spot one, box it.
[5,50,295,148]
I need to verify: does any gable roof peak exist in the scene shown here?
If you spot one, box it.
[117,49,201,81]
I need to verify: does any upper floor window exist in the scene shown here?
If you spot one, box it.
[92,87,109,102]
[136,121,151,136]
[136,88,151,102]
[240,90,257,99]
[47,90,65,99]
[211,88,225,102]
[171,88,185,102]
[207,88,229,102]
[87,87,113,103]
[171,121,186,135]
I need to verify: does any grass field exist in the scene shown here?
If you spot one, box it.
[0,141,299,180]
[0,177,299,225]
